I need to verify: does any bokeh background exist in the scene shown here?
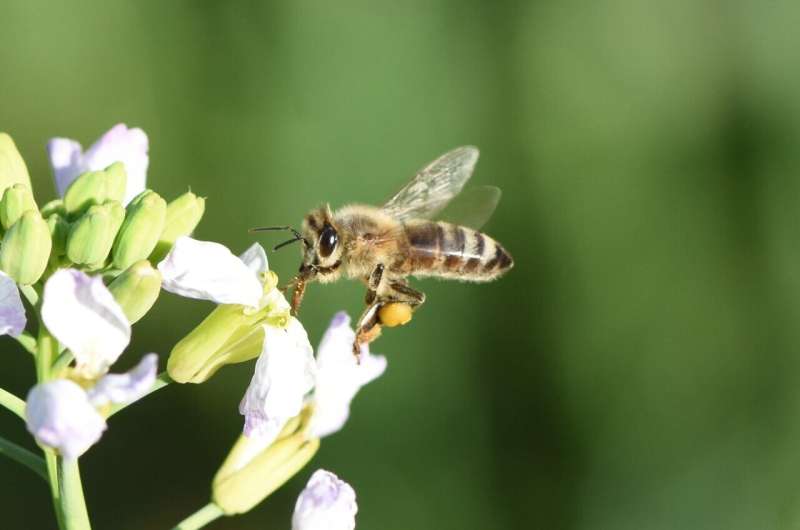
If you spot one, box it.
[2,1,800,529]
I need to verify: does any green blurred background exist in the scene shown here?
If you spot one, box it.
[2,1,800,528]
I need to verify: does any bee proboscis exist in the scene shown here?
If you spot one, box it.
[254,146,514,355]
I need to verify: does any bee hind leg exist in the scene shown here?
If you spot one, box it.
[353,302,382,360]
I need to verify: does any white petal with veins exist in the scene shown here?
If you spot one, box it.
[0,271,26,337]
[292,469,357,530]
[88,353,158,407]
[41,269,131,379]
[158,237,263,307]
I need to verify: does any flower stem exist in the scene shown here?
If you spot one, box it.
[0,434,47,480]
[0,386,26,420]
[171,502,224,530]
[59,458,91,530]
[106,371,173,418]
[19,284,39,306]
[16,331,37,354]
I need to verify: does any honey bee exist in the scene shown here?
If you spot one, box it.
[253,146,513,355]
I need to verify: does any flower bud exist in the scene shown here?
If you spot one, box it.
[66,201,125,267]
[0,211,52,285]
[108,260,162,324]
[112,190,166,270]
[0,133,32,195]
[213,428,320,515]
[0,183,38,230]
[151,191,205,262]
[63,162,127,218]
[40,199,65,218]
[46,213,70,258]
[167,304,265,383]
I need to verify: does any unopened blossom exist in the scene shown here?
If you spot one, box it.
[0,271,26,337]
[292,469,357,530]
[26,355,158,459]
[308,312,386,438]
[41,269,131,379]
[26,380,106,459]
[158,237,263,307]
[240,318,316,439]
[47,123,149,204]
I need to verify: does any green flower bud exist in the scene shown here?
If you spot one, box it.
[40,199,65,218]
[151,191,205,262]
[212,411,319,515]
[63,162,127,218]
[46,213,70,258]
[112,190,167,270]
[66,201,125,267]
[167,304,265,384]
[0,133,32,195]
[0,183,38,230]
[0,211,52,285]
[108,260,162,324]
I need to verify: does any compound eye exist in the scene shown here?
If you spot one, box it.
[318,224,338,258]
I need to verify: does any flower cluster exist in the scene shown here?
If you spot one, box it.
[0,125,381,530]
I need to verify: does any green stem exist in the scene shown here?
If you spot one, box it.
[45,448,65,529]
[19,284,40,306]
[36,326,58,382]
[51,351,74,377]
[0,386,26,420]
[0,435,47,480]
[106,372,173,418]
[59,458,91,530]
[171,503,224,530]
[16,331,37,355]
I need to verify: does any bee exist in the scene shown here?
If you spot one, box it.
[254,146,513,355]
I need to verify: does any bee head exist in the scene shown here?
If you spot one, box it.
[299,204,343,283]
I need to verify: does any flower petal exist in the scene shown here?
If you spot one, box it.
[239,243,269,278]
[292,469,357,530]
[0,271,26,337]
[308,312,386,438]
[26,380,106,459]
[47,138,85,197]
[82,124,149,204]
[158,237,263,307]
[240,318,316,438]
[41,269,131,379]
[88,353,158,407]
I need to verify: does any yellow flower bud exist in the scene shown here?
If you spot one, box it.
[150,191,205,262]
[112,190,167,270]
[212,412,319,515]
[0,211,52,285]
[66,201,125,266]
[63,162,127,218]
[0,133,32,195]
[0,183,38,230]
[108,260,162,324]
[167,304,265,383]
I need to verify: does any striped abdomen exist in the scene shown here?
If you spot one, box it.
[399,221,513,281]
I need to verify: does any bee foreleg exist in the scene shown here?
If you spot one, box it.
[364,264,385,305]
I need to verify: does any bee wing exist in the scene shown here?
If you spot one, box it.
[436,185,502,230]
[382,146,479,222]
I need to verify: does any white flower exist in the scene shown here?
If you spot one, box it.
[308,312,386,438]
[158,237,263,307]
[88,353,158,407]
[26,380,106,460]
[25,355,159,459]
[292,469,357,530]
[0,271,26,337]
[41,269,131,379]
[47,123,149,204]
[239,318,316,439]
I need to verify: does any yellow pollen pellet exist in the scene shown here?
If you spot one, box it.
[378,303,413,327]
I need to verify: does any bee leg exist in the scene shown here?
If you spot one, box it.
[353,302,382,362]
[386,280,426,307]
[364,264,385,305]
[290,277,307,315]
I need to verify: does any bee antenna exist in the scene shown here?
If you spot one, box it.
[251,225,311,249]
[273,237,305,252]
